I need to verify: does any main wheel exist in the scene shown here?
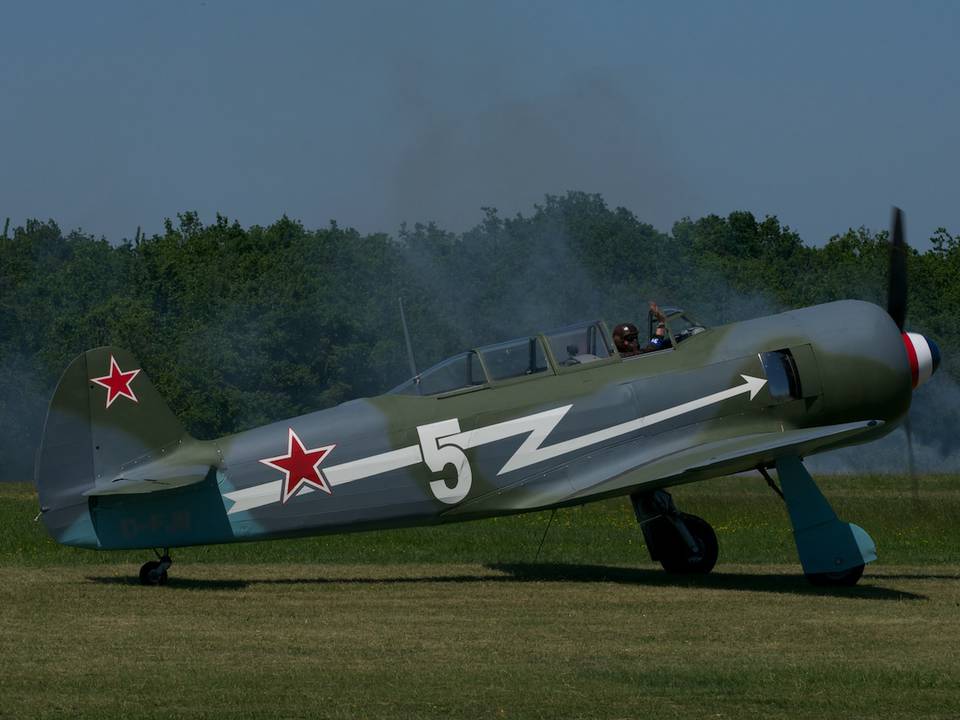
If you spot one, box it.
[655,513,719,575]
[139,560,168,586]
[806,564,864,587]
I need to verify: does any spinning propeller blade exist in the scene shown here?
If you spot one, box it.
[904,415,919,502]
[887,207,920,496]
[887,207,908,331]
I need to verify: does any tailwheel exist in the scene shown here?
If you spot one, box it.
[806,564,865,587]
[139,550,172,586]
[651,513,719,575]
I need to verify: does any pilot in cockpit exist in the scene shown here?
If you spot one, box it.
[647,321,671,351]
[643,301,672,352]
[615,302,672,357]
[612,323,641,357]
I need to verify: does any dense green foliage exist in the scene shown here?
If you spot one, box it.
[1,193,957,480]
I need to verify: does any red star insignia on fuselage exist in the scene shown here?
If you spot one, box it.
[260,428,336,504]
[90,355,141,409]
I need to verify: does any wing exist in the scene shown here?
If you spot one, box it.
[569,419,884,501]
[448,420,884,515]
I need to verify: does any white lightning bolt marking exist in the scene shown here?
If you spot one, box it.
[445,374,767,475]
[224,374,766,514]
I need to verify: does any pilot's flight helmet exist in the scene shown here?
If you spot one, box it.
[613,323,639,341]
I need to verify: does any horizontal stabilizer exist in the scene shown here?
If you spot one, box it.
[84,459,215,496]
[84,436,221,496]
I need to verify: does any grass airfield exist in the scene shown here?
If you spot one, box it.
[1,475,958,719]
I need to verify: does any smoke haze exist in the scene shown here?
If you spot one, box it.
[389,72,697,238]
[808,372,960,474]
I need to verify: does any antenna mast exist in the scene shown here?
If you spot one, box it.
[398,296,418,379]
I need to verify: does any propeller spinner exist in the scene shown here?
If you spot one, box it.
[902,331,941,389]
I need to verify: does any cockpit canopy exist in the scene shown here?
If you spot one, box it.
[388,351,487,396]
[389,310,707,397]
[389,319,612,396]
[543,321,613,366]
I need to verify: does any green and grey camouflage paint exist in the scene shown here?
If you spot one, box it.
[34,300,921,577]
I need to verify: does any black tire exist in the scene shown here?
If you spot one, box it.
[139,560,168,586]
[656,513,718,575]
[806,564,865,587]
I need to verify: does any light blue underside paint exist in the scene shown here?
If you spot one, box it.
[91,469,235,550]
[219,469,269,538]
[776,455,877,574]
[61,508,100,549]
[849,523,878,564]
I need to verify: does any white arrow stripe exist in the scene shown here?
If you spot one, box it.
[225,445,423,514]
[446,405,572,474]
[223,374,766,514]
[224,479,282,514]
[324,445,423,486]
[448,374,766,474]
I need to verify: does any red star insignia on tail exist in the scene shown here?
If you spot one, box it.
[90,355,141,409]
[260,428,336,504]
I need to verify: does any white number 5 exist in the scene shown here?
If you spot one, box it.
[417,419,472,504]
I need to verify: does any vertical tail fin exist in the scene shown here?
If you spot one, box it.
[35,347,196,546]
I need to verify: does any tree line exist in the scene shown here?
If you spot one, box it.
[1,192,957,481]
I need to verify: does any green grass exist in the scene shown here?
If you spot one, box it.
[1,563,958,719]
[1,476,959,719]
[2,474,958,568]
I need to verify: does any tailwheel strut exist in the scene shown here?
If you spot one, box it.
[139,548,172,586]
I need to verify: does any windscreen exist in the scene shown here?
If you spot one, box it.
[389,351,486,396]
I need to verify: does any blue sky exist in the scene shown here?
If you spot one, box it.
[2,1,957,247]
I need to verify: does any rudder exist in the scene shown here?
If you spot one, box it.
[35,347,193,547]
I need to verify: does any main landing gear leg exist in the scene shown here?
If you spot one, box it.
[139,549,172,586]
[769,457,876,587]
[630,489,718,574]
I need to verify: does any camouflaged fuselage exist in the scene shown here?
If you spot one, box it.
[37,300,912,550]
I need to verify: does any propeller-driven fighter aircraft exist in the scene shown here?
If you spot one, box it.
[35,210,940,585]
